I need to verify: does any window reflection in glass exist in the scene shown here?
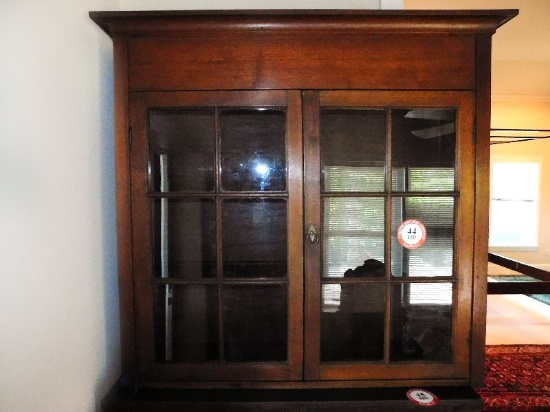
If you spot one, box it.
[391,197,455,278]
[323,197,385,278]
[392,108,456,192]
[321,109,386,193]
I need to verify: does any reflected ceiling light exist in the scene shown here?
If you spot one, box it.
[255,163,269,177]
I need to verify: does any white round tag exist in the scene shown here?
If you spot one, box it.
[406,389,439,407]
[397,219,427,250]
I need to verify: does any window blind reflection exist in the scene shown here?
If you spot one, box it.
[324,166,385,192]
[392,197,455,277]
[323,197,385,278]
[321,109,386,193]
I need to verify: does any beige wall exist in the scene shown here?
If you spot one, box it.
[406,0,550,273]
[489,98,550,273]
[405,0,550,97]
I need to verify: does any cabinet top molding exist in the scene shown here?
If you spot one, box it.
[90,9,518,37]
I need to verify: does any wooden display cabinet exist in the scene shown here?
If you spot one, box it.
[90,9,517,411]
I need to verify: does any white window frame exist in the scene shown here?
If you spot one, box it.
[489,156,541,251]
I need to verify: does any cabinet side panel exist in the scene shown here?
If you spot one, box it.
[471,34,492,388]
[128,34,475,92]
[113,35,136,383]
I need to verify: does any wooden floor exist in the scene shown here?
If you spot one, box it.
[486,294,550,345]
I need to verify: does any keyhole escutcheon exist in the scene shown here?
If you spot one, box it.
[306,224,319,245]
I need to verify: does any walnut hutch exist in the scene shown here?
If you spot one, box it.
[90,9,517,411]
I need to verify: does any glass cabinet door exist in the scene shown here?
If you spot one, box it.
[130,91,304,382]
[303,91,475,381]
[129,89,475,385]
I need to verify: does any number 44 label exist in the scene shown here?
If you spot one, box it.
[406,389,439,406]
[397,219,427,250]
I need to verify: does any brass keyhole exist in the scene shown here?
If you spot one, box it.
[306,224,319,245]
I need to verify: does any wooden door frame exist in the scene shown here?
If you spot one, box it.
[128,90,304,385]
[303,90,475,382]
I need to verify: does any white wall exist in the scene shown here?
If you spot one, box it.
[0,1,119,411]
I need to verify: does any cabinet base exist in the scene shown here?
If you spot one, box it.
[102,383,484,411]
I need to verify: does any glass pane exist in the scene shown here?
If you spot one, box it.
[154,285,219,363]
[390,283,453,362]
[321,283,385,362]
[152,198,216,279]
[392,108,456,192]
[223,285,287,362]
[321,109,386,192]
[222,199,287,278]
[391,197,455,277]
[323,197,385,278]
[149,109,215,192]
[220,109,286,192]
[393,167,455,192]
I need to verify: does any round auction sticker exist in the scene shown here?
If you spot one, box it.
[397,219,427,250]
[406,389,439,407]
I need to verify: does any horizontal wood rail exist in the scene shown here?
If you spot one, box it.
[487,253,550,295]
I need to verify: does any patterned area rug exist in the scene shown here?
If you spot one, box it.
[477,345,550,411]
